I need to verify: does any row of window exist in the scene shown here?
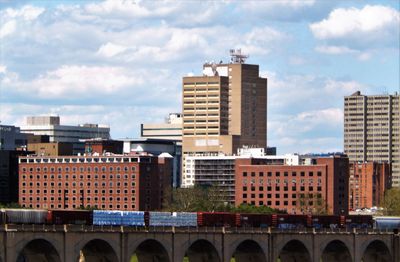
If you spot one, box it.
[21,196,135,202]
[242,171,322,177]
[20,157,144,164]
[22,166,137,173]
[21,188,136,195]
[22,181,136,188]
[22,174,136,180]
[243,186,322,192]
[22,203,136,209]
[242,200,296,206]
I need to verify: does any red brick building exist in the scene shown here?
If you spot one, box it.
[348,162,390,210]
[18,154,172,211]
[84,139,123,154]
[235,155,349,215]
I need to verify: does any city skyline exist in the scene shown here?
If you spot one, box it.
[0,0,399,154]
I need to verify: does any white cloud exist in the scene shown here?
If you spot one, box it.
[0,65,7,74]
[97,42,128,57]
[82,0,224,27]
[242,27,288,55]
[315,45,356,54]
[4,65,143,99]
[238,0,334,22]
[0,19,16,37]
[265,70,372,153]
[0,5,44,38]
[3,5,45,20]
[310,5,400,50]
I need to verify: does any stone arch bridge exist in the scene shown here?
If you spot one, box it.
[0,224,399,262]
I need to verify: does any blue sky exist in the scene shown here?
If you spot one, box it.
[0,0,399,154]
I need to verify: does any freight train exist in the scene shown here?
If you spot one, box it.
[0,209,399,230]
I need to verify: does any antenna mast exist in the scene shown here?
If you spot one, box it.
[229,48,248,64]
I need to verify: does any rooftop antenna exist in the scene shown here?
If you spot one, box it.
[229,48,249,64]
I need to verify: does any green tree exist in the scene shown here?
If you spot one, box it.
[297,193,328,215]
[163,185,231,212]
[381,188,400,216]
[0,202,23,209]
[231,203,284,214]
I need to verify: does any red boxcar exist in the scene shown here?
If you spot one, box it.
[49,210,93,225]
[197,212,240,227]
[239,213,273,228]
[275,214,311,229]
[345,215,373,229]
[311,215,342,229]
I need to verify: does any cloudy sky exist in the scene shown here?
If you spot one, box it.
[0,0,399,154]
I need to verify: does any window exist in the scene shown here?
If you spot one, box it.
[243,186,247,191]
[243,172,247,177]
[259,172,264,177]
[243,194,247,198]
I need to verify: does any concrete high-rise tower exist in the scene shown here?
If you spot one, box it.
[181,50,267,186]
[344,91,400,187]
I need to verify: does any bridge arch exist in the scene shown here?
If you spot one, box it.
[277,239,311,262]
[361,240,392,262]
[78,238,119,262]
[228,239,267,262]
[130,239,170,262]
[16,238,61,262]
[181,239,221,262]
[320,240,352,262]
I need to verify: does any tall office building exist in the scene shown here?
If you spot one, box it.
[182,50,267,183]
[344,91,400,186]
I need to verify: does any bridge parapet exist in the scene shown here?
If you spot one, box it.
[1,225,398,262]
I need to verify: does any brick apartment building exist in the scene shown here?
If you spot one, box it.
[18,154,172,211]
[349,162,391,210]
[235,155,349,215]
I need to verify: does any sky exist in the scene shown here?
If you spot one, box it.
[0,0,399,154]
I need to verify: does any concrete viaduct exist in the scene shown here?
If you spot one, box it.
[0,224,399,262]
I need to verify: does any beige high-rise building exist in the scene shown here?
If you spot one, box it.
[344,91,400,187]
[182,50,267,185]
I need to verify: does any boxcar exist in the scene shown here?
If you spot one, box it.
[197,212,239,227]
[50,210,93,225]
